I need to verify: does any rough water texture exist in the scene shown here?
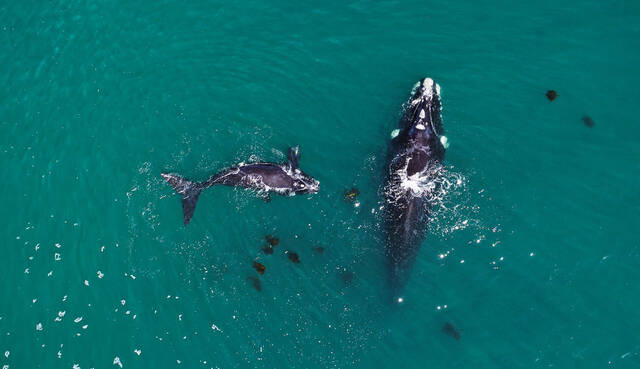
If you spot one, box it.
[1,1,639,368]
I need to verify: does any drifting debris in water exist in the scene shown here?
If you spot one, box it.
[340,270,354,285]
[442,322,461,340]
[343,188,360,202]
[263,194,271,203]
[545,90,558,101]
[287,252,300,264]
[582,116,595,127]
[265,235,279,246]
[246,276,261,291]
[312,246,325,255]
[261,246,274,255]
[253,261,266,275]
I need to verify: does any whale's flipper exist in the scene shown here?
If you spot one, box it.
[287,146,300,169]
[161,173,203,226]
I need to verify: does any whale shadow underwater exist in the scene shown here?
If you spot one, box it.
[383,78,448,302]
[162,146,319,225]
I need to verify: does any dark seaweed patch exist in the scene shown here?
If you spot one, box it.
[253,261,266,275]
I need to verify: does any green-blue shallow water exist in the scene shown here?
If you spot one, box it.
[1,1,639,368]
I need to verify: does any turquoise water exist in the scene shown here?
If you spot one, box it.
[1,0,640,368]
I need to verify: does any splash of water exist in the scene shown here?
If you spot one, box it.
[385,161,465,208]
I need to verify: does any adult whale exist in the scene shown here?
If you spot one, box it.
[162,146,319,225]
[384,78,448,300]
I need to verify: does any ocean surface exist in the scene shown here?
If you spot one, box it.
[1,1,639,368]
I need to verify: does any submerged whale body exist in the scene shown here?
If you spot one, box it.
[162,146,319,225]
[384,78,447,299]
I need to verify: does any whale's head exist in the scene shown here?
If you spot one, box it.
[292,170,320,194]
[400,78,444,146]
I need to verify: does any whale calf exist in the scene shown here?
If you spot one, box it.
[162,146,319,225]
[384,78,447,299]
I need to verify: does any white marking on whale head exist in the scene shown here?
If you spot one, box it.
[416,124,426,130]
[410,78,438,106]
[422,78,434,93]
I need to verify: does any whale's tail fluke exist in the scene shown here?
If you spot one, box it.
[161,173,203,225]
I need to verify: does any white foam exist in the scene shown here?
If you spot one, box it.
[440,135,449,149]
[411,81,421,95]
[419,109,426,119]
[416,124,426,130]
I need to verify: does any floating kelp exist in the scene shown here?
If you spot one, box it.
[545,90,558,101]
[340,270,354,285]
[343,188,360,202]
[442,322,460,340]
[265,235,279,246]
[582,116,595,127]
[287,252,300,264]
[247,276,261,291]
[253,261,266,275]
[261,246,274,255]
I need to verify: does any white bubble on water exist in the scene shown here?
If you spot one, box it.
[113,356,122,368]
